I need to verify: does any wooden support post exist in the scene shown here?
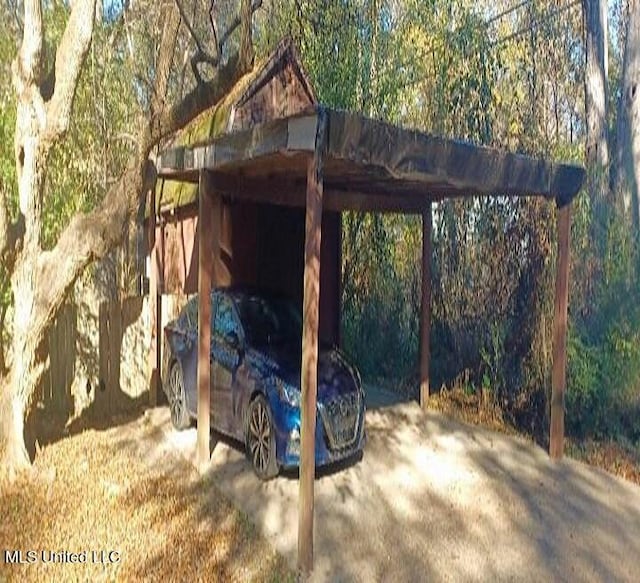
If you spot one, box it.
[298,113,327,576]
[196,171,217,469]
[550,204,571,460]
[420,203,432,408]
[148,187,160,407]
[336,212,343,348]
[155,292,162,402]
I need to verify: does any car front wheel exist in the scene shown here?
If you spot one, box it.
[168,361,190,430]
[245,394,279,480]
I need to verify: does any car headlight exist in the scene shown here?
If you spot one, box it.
[276,378,300,407]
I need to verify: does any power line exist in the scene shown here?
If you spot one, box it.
[485,0,533,26]
[492,0,581,46]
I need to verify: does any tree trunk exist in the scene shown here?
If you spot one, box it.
[0,0,255,478]
[3,304,40,473]
[1,375,31,475]
[613,0,640,228]
[583,0,609,221]
[2,80,50,473]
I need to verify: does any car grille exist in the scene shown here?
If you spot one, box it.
[319,392,361,450]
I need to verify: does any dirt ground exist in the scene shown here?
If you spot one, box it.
[427,386,640,485]
[0,410,292,583]
[153,393,640,582]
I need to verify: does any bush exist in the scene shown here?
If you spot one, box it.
[567,307,640,440]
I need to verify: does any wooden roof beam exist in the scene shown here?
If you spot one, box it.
[155,108,586,208]
[206,173,430,213]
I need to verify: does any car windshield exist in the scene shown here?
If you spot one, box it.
[235,295,302,346]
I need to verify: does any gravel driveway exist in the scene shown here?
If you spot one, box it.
[151,389,640,582]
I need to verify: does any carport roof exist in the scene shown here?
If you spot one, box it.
[155,107,585,213]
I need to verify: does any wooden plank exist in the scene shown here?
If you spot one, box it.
[336,212,343,348]
[319,211,340,345]
[107,304,112,412]
[52,312,60,406]
[197,171,215,469]
[159,219,166,294]
[98,302,107,415]
[326,110,585,203]
[202,112,316,171]
[325,189,426,214]
[298,110,327,576]
[199,172,427,214]
[109,301,122,413]
[153,310,161,406]
[550,204,571,459]
[255,205,305,307]
[60,308,68,408]
[157,109,585,207]
[235,38,316,108]
[287,115,319,151]
[148,183,160,407]
[420,203,432,407]
[105,304,112,414]
[219,203,233,286]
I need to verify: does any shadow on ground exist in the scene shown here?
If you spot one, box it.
[150,383,640,582]
[0,412,289,582]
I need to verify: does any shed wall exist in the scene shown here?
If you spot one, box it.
[152,203,341,345]
[232,61,314,131]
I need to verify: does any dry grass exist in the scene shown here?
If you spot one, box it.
[566,438,640,485]
[427,387,518,436]
[0,413,293,583]
[428,387,640,486]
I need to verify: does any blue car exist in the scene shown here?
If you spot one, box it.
[163,287,366,480]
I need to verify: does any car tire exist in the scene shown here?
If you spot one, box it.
[245,394,279,480]
[168,361,190,430]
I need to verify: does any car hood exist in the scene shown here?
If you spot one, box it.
[246,342,360,402]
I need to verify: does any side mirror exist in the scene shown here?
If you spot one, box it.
[225,330,242,351]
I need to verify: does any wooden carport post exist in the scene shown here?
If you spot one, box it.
[550,204,571,459]
[420,203,432,407]
[197,170,221,470]
[298,112,327,576]
[148,184,161,407]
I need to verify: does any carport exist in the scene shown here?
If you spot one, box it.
[155,106,585,574]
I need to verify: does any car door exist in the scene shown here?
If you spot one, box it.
[211,294,244,435]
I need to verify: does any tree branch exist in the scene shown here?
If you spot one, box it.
[209,0,220,59]
[182,0,261,84]
[0,183,23,272]
[612,0,640,224]
[148,0,256,144]
[174,0,216,67]
[31,0,257,350]
[151,4,181,116]
[238,0,256,71]
[34,155,154,335]
[6,0,24,38]
[14,0,43,91]
[220,0,262,52]
[148,48,248,144]
[43,0,97,143]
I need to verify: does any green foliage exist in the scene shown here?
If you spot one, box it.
[0,9,18,355]
[0,10,17,212]
[341,213,420,380]
[568,311,640,441]
[0,0,634,446]
[258,0,640,445]
[0,2,143,362]
[42,3,139,249]
[568,208,640,440]
[479,322,506,399]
